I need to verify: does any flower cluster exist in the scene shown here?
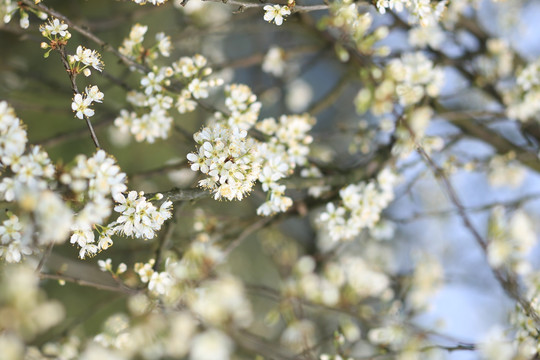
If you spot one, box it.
[113,191,173,240]
[408,24,445,49]
[255,114,315,215]
[173,54,223,113]
[85,237,248,358]
[187,123,261,201]
[189,275,253,327]
[135,259,173,295]
[477,326,533,360]
[129,242,252,331]
[40,17,71,41]
[325,0,389,57]
[40,17,77,61]
[92,299,234,360]
[187,83,315,211]
[187,84,261,200]
[119,23,171,62]
[71,85,104,119]
[508,272,540,359]
[0,102,74,262]
[68,150,127,209]
[391,106,439,159]
[65,153,174,258]
[487,152,526,188]
[407,255,443,309]
[263,4,291,26]
[0,264,65,342]
[65,150,127,258]
[319,168,398,241]
[388,52,444,106]
[473,38,514,84]
[507,57,540,122]
[68,46,104,77]
[284,255,391,307]
[487,207,537,275]
[67,174,173,259]
[219,83,262,130]
[98,258,127,275]
[0,102,28,169]
[114,94,174,143]
[2,0,47,29]
[40,18,106,120]
[300,165,331,198]
[1,1,22,27]
[0,214,29,263]
[356,51,444,115]
[115,25,222,143]
[376,0,448,27]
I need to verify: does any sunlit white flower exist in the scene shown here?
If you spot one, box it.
[71,94,94,119]
[43,18,69,37]
[86,85,104,103]
[263,5,291,26]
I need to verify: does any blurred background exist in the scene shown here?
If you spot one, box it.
[2,0,540,359]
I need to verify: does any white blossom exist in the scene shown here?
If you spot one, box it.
[263,5,291,26]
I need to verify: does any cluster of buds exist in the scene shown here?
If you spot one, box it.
[40,18,71,57]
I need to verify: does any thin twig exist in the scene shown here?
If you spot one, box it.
[148,187,210,203]
[56,45,101,148]
[128,159,188,179]
[35,243,54,273]
[200,0,329,12]
[391,192,540,223]
[37,117,113,148]
[222,217,273,257]
[57,46,79,93]
[40,272,138,294]
[308,72,351,116]
[153,205,180,270]
[83,116,101,148]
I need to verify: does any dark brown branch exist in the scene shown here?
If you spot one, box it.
[439,107,540,173]
[403,120,540,327]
